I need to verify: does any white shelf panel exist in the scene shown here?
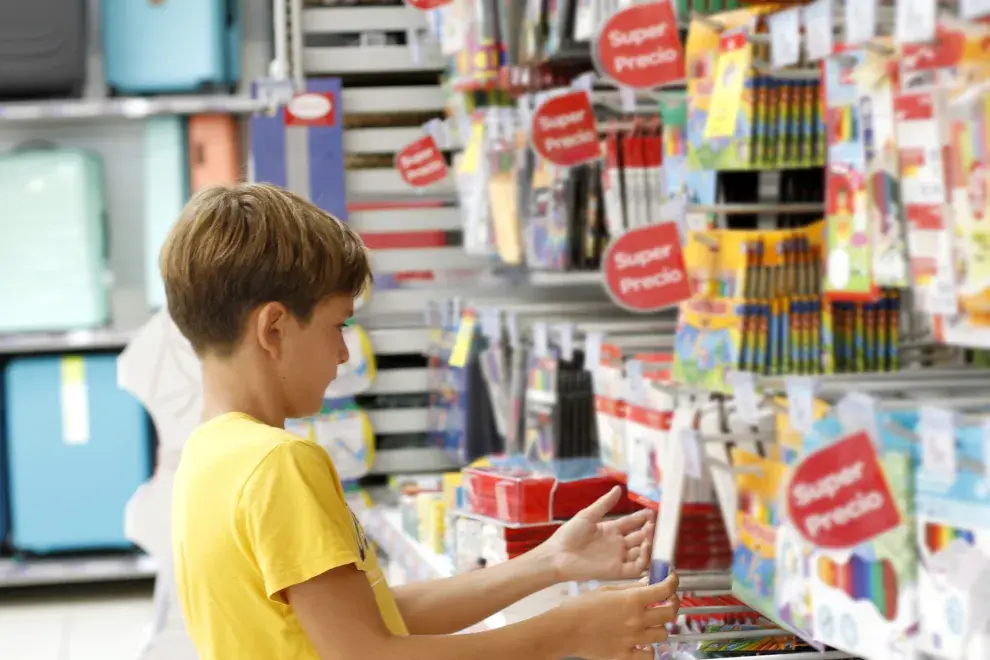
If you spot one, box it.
[528,271,603,287]
[344,127,459,155]
[0,96,265,123]
[0,328,136,355]
[369,247,488,275]
[347,168,456,198]
[341,86,447,114]
[368,328,429,355]
[0,555,156,588]
[368,407,428,434]
[304,45,446,75]
[369,368,429,395]
[303,5,432,32]
[370,446,460,474]
[351,206,461,233]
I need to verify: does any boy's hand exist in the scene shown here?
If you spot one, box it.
[539,487,655,583]
[557,573,680,660]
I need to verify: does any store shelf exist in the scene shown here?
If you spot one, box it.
[0,96,266,123]
[368,368,429,395]
[347,168,457,198]
[344,127,460,154]
[0,328,136,355]
[341,86,447,114]
[0,555,156,589]
[368,408,428,434]
[528,271,603,287]
[303,5,433,33]
[305,45,446,75]
[370,446,460,475]
[367,328,430,355]
[358,506,454,582]
[350,206,461,233]
[369,247,490,275]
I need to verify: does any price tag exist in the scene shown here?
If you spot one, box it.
[620,86,637,113]
[895,0,936,45]
[533,322,549,357]
[584,331,603,373]
[557,324,574,361]
[920,406,957,479]
[785,376,817,434]
[845,0,877,46]
[960,0,990,19]
[727,371,760,423]
[480,309,500,342]
[60,356,91,445]
[507,312,520,349]
[928,276,960,317]
[626,359,646,404]
[836,392,878,439]
[682,428,702,479]
[449,315,477,368]
[803,0,834,61]
[769,7,801,69]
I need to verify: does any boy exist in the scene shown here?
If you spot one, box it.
[164,183,680,660]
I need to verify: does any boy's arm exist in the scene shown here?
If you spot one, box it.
[287,563,679,660]
[391,548,559,635]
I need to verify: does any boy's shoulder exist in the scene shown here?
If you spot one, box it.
[185,413,328,474]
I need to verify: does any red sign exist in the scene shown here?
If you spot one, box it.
[284,92,337,127]
[531,90,601,167]
[602,223,691,312]
[785,431,901,550]
[395,135,449,188]
[404,0,452,9]
[593,1,684,89]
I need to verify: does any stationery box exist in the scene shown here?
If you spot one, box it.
[250,78,348,220]
[4,355,152,553]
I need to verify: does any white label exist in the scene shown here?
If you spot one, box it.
[584,331,603,373]
[895,0,936,45]
[836,392,877,438]
[480,309,500,341]
[845,0,877,45]
[626,359,646,404]
[60,358,91,446]
[785,376,817,434]
[728,371,759,423]
[572,72,596,92]
[682,428,702,479]
[920,406,957,479]
[769,7,801,69]
[928,276,960,316]
[558,324,574,361]
[961,0,990,19]
[803,0,834,61]
[620,86,637,113]
[533,322,549,357]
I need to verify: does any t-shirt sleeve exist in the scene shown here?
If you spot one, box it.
[240,440,363,604]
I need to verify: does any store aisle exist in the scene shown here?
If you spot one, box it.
[0,582,155,660]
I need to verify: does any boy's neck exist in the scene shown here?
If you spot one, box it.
[200,355,287,429]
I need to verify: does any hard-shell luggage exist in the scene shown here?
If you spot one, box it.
[100,0,240,95]
[188,114,241,192]
[144,116,190,309]
[4,355,152,554]
[0,0,87,99]
[0,147,111,333]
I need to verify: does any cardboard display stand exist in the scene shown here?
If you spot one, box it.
[118,311,202,659]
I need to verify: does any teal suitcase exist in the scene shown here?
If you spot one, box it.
[143,117,190,309]
[0,147,110,333]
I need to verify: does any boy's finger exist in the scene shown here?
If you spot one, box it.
[579,486,622,521]
[606,508,653,535]
[638,573,679,606]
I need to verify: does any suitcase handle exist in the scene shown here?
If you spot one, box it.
[193,142,206,167]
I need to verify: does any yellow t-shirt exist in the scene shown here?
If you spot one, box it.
[173,412,408,659]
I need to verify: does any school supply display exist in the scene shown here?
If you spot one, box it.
[0,146,111,334]
[325,325,377,399]
[286,401,376,482]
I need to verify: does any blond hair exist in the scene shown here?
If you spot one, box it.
[160,183,370,356]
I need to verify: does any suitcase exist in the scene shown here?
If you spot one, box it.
[144,117,190,309]
[188,114,241,192]
[0,147,111,333]
[4,354,152,554]
[0,0,87,99]
[100,0,240,95]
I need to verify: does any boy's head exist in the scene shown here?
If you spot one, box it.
[160,183,370,418]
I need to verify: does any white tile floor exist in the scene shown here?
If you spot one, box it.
[0,583,155,660]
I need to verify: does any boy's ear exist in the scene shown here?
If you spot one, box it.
[256,302,290,359]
